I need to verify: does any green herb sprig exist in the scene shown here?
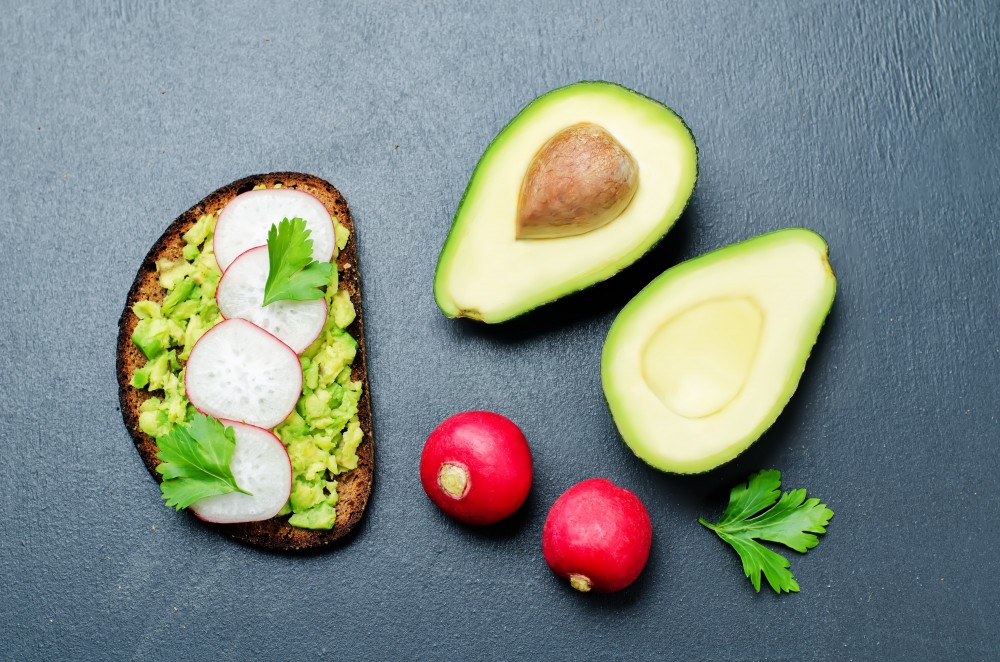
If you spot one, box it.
[156,413,251,510]
[262,217,334,306]
[699,470,833,593]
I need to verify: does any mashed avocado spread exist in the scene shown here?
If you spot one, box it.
[130,187,362,530]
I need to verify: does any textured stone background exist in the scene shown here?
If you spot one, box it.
[1,1,997,659]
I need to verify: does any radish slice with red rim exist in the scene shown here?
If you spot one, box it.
[185,319,302,429]
[190,420,292,524]
[216,246,327,354]
[214,188,335,272]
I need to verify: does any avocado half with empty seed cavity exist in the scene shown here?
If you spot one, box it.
[602,228,836,474]
[434,81,698,323]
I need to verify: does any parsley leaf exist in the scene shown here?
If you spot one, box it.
[698,469,833,594]
[262,217,334,306]
[155,413,251,510]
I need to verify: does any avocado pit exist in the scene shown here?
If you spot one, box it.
[516,123,638,239]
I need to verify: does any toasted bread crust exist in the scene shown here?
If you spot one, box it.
[116,172,374,551]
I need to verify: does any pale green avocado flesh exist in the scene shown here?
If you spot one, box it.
[130,185,363,530]
[434,81,698,323]
[602,228,836,474]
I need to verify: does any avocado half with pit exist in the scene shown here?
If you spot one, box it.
[602,229,836,473]
[434,81,698,323]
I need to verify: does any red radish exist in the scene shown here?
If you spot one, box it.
[190,420,292,523]
[419,411,532,525]
[542,478,652,593]
[216,246,327,353]
[214,188,335,272]
[185,319,302,429]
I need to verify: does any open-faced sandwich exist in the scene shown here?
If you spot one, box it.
[116,172,373,551]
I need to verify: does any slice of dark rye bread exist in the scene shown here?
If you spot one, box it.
[116,172,374,551]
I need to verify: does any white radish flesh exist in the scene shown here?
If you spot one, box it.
[185,319,302,429]
[214,188,335,272]
[216,246,327,354]
[190,420,292,524]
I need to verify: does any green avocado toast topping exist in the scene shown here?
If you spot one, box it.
[129,184,363,530]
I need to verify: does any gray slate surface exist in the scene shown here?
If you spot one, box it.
[1,1,998,660]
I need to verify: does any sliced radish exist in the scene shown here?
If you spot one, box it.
[190,420,292,524]
[216,246,327,353]
[185,319,302,429]
[214,188,335,272]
